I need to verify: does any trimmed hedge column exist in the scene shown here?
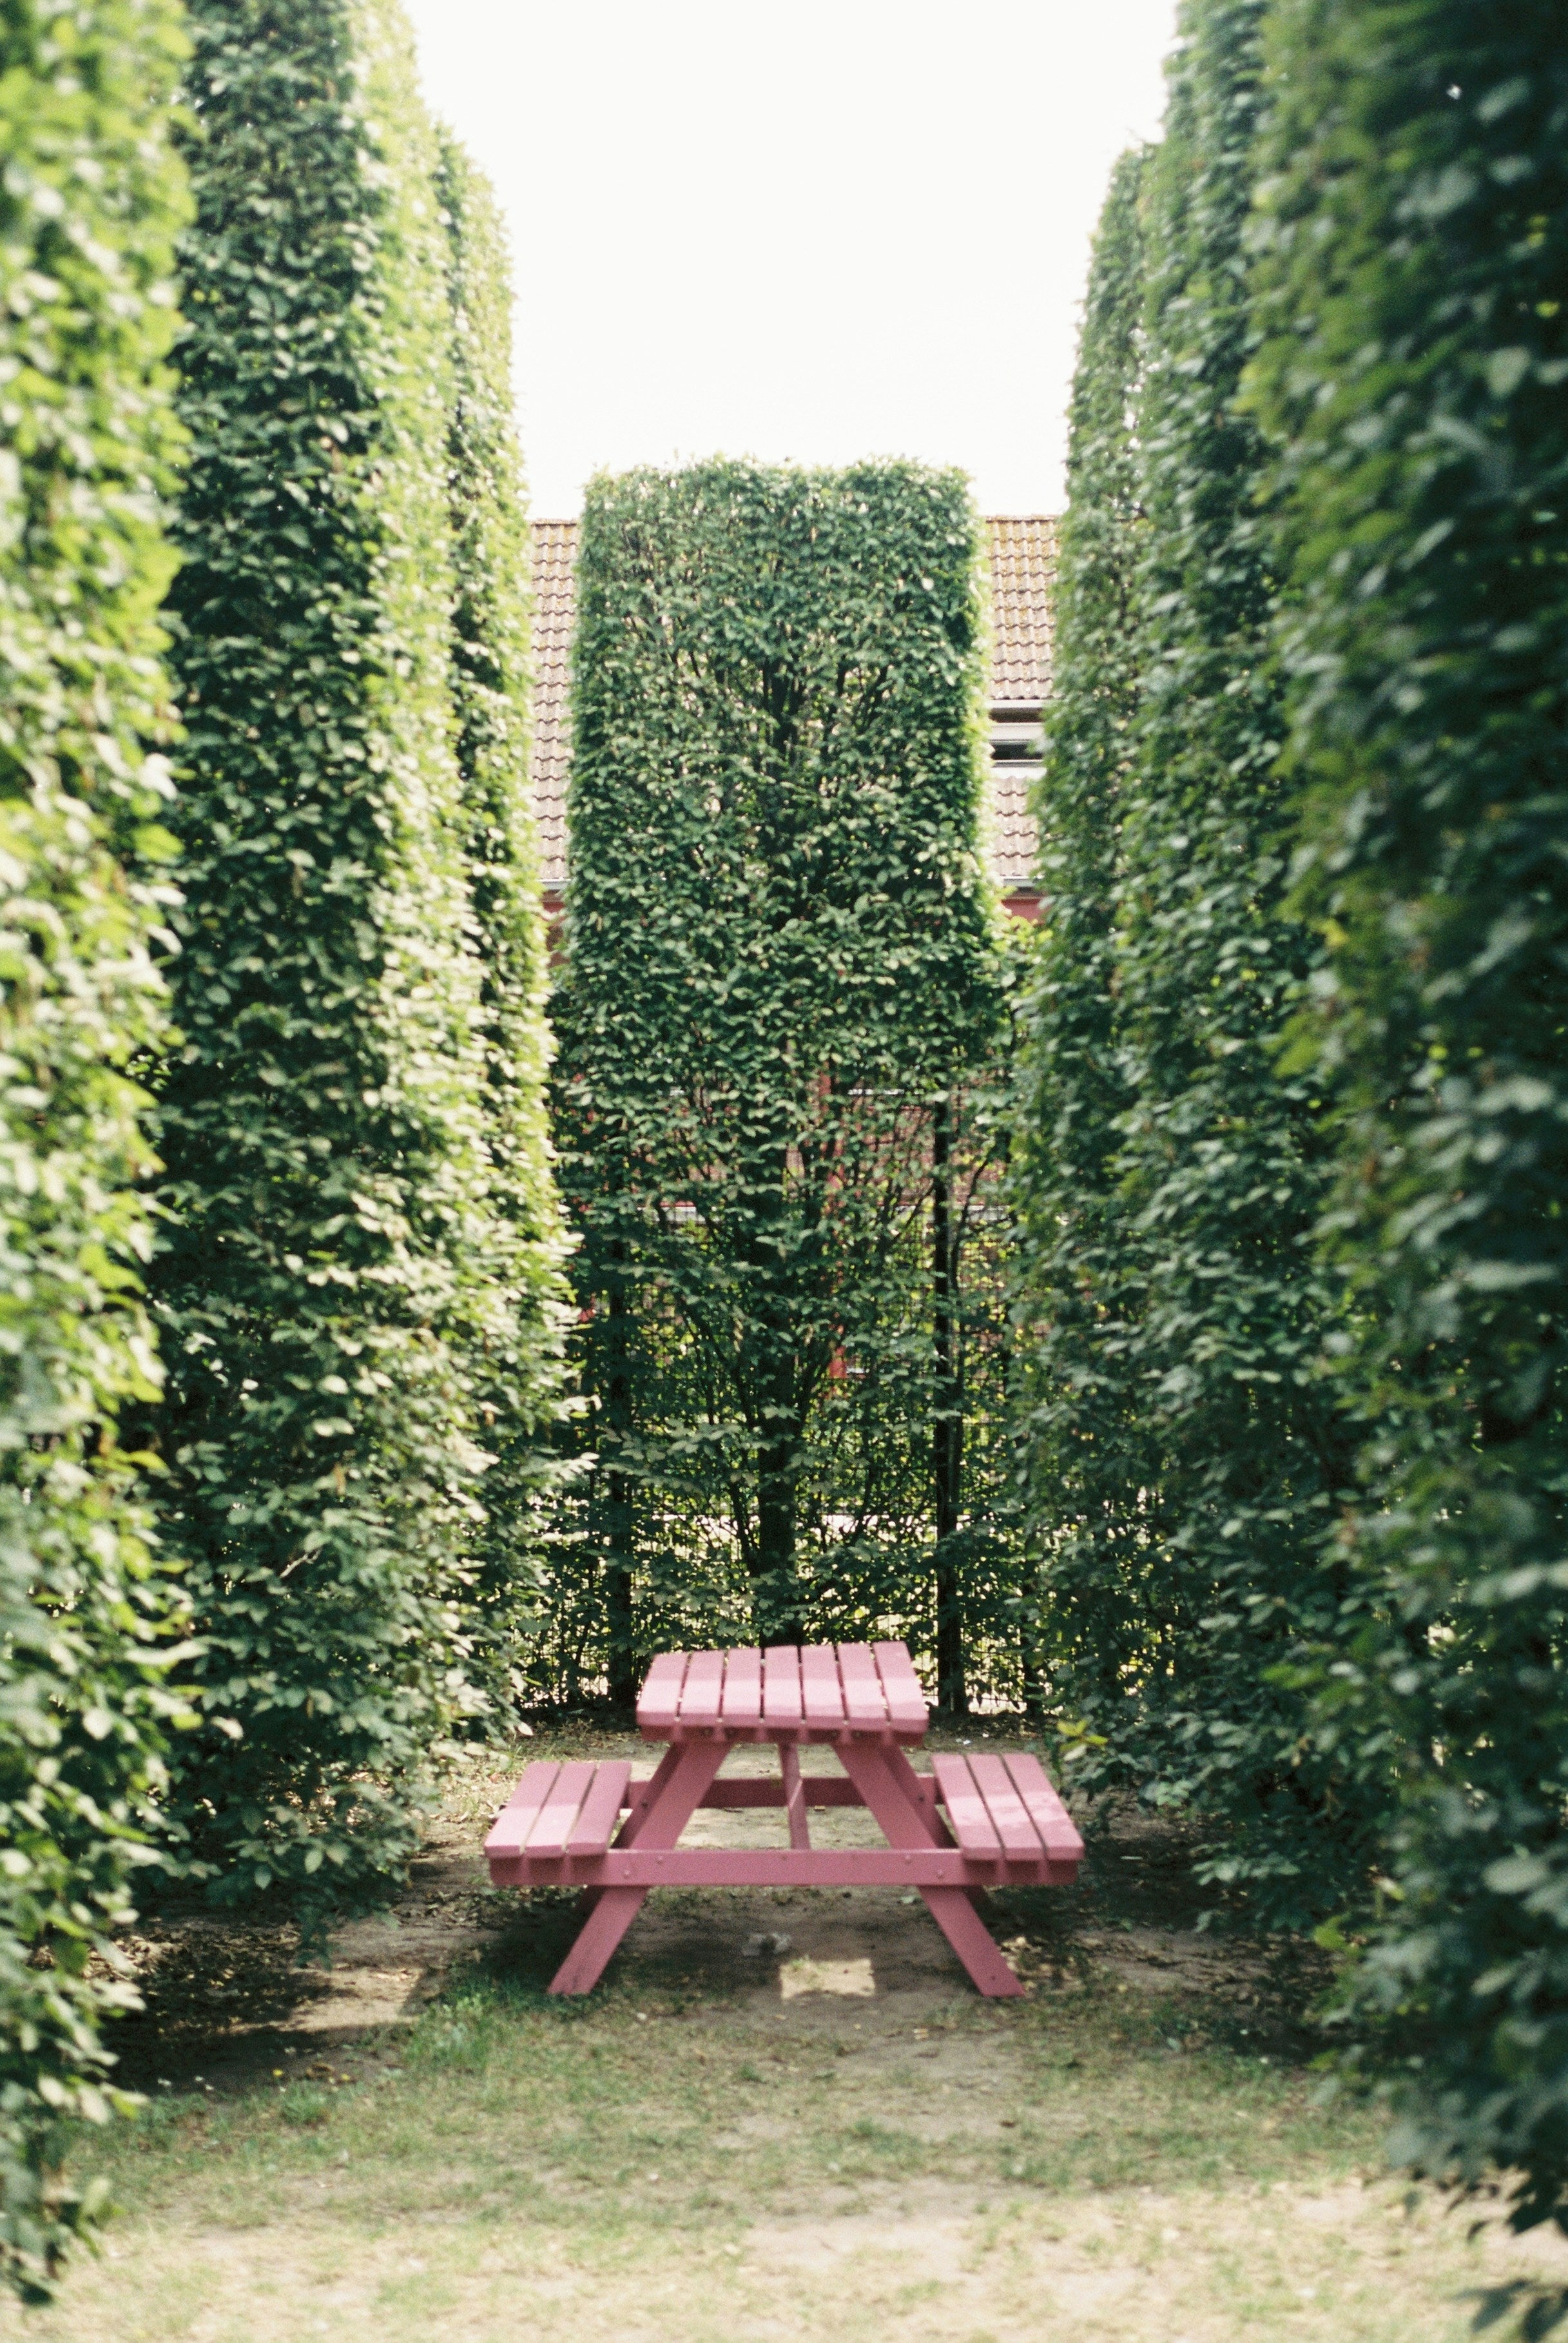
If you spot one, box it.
[1250,0,1568,2231]
[1018,0,1371,1925]
[435,131,570,1713]
[1012,146,1153,1735]
[0,0,192,2295]
[553,461,1002,1680]
[155,0,507,1914]
[1102,0,1364,1920]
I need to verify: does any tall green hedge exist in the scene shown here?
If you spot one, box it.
[154,0,532,1913]
[552,460,1005,1692]
[1250,0,1568,2231]
[1012,145,1152,1736]
[1018,0,1372,1924]
[0,0,192,2294]
[434,130,569,1714]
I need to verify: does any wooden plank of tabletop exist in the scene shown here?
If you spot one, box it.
[637,1651,688,1736]
[762,1644,804,1731]
[679,1648,725,1731]
[720,1646,764,1728]
[800,1642,846,1729]
[835,1643,887,1731]
[872,1641,929,1735]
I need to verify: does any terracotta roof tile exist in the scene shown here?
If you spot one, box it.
[986,514,1056,710]
[527,519,576,891]
[526,512,1055,897]
[986,764,1043,891]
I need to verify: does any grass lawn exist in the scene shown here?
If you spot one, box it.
[8,1726,1565,2342]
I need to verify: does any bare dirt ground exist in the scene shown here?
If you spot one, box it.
[10,1724,1562,2343]
[105,1726,1303,2095]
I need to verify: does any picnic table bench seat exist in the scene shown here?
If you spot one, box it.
[481,1642,1083,1999]
[485,1747,1082,1888]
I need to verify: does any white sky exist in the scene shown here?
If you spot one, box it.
[403,0,1178,520]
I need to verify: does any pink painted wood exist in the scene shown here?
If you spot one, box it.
[930,1753,1002,1860]
[873,1641,929,1735]
[545,1737,726,1994]
[679,1647,725,1731]
[506,1848,1043,1887]
[701,1775,861,1808]
[800,1643,845,1729]
[525,1758,597,1856]
[720,1646,762,1727]
[835,1643,887,1735]
[483,1761,561,1859]
[967,1752,1039,1862]
[1002,1750,1086,1875]
[837,1739,1025,1998]
[486,1644,1081,2000]
[779,1742,809,1850]
[762,1644,804,1731]
[566,1760,632,1857]
[641,1640,929,1745]
[637,1651,687,1735]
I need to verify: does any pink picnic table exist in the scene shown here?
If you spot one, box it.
[484,1641,1083,1998]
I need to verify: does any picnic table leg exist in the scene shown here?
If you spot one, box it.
[547,1740,727,1996]
[612,1743,686,1849]
[779,1743,810,1850]
[567,1744,689,1929]
[914,1885,1027,1999]
[548,1887,648,1996]
[837,1743,1025,2001]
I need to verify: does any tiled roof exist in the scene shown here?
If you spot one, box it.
[986,515,1056,708]
[986,765,1041,891]
[984,515,1054,890]
[528,519,576,892]
[526,512,1056,896]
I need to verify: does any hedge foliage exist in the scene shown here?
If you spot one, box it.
[1012,147,1150,1740]
[0,0,193,2294]
[1019,0,1373,1925]
[154,0,557,1915]
[1249,0,1568,2231]
[551,460,1009,1697]
[1023,0,1568,2235]
[435,130,570,1712]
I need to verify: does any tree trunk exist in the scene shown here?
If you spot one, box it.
[755,1338,804,1648]
[1021,1636,1047,1722]
[602,1261,636,1710]
[744,1126,806,1649]
[933,1096,967,1716]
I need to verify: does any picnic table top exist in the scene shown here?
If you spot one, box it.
[637,1640,929,1744]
